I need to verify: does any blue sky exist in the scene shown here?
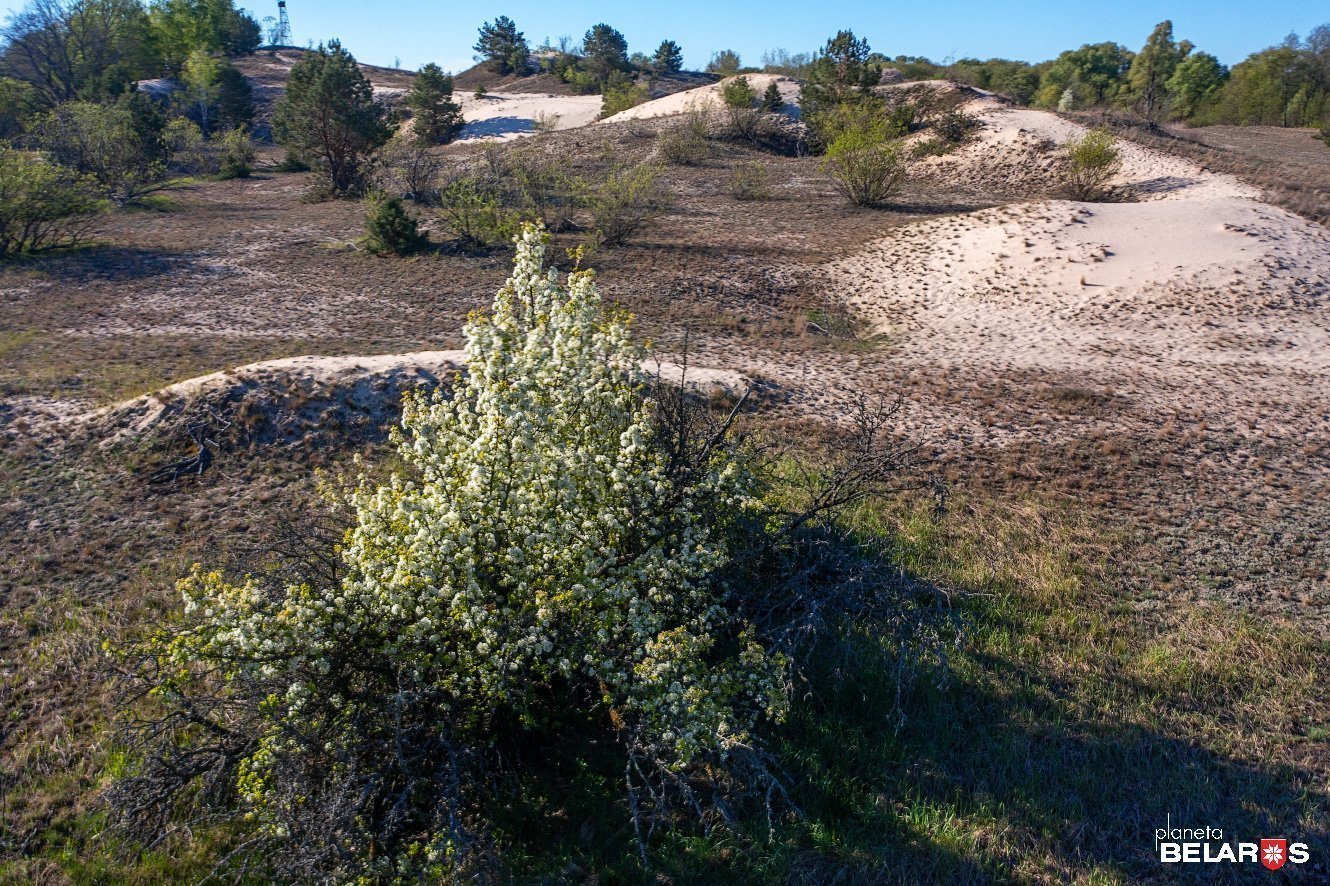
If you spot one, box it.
[4,1,1328,72]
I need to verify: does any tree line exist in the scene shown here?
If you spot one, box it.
[792,19,1330,128]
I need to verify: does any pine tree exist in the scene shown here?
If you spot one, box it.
[215,63,254,131]
[800,30,881,121]
[407,63,464,145]
[582,23,629,84]
[653,39,683,74]
[272,41,390,194]
[364,194,427,254]
[474,16,528,75]
[760,80,783,112]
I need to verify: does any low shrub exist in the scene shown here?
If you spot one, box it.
[601,82,650,118]
[728,159,772,200]
[363,193,427,254]
[217,128,256,179]
[438,175,520,246]
[0,146,101,256]
[532,111,561,134]
[911,137,953,158]
[501,147,578,231]
[579,162,672,247]
[1061,127,1121,201]
[720,76,765,142]
[885,103,916,136]
[163,117,210,174]
[562,67,600,95]
[822,105,908,206]
[275,150,311,172]
[655,112,713,165]
[374,135,444,203]
[933,110,982,144]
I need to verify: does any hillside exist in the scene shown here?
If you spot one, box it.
[233,50,720,140]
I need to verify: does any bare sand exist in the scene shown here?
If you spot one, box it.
[454,90,604,141]
[827,92,1330,425]
[598,74,802,124]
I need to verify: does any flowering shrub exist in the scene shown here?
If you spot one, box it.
[122,224,789,879]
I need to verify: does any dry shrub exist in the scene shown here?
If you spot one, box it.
[728,160,772,200]
[373,135,444,204]
[655,108,714,165]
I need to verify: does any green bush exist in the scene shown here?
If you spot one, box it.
[600,81,650,118]
[0,76,38,139]
[728,160,772,200]
[822,104,908,206]
[438,176,520,246]
[163,116,208,174]
[579,162,672,247]
[720,76,758,109]
[275,150,311,172]
[720,75,764,141]
[933,110,982,144]
[30,93,170,206]
[562,67,600,95]
[0,145,101,256]
[217,128,255,179]
[884,103,916,136]
[1061,127,1121,201]
[760,80,784,113]
[363,193,427,254]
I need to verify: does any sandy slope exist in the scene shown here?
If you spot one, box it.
[828,93,1330,410]
[454,90,605,141]
[599,74,802,123]
[75,352,752,443]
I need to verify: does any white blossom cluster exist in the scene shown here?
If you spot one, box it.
[163,224,789,833]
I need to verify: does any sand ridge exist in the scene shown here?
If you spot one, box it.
[828,95,1330,403]
[598,74,802,124]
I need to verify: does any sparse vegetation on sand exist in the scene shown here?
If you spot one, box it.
[821,102,910,206]
[2,6,1330,882]
[1061,126,1123,200]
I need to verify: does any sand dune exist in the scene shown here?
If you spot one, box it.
[828,95,1330,400]
[74,352,752,444]
[598,74,802,124]
[454,90,604,141]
